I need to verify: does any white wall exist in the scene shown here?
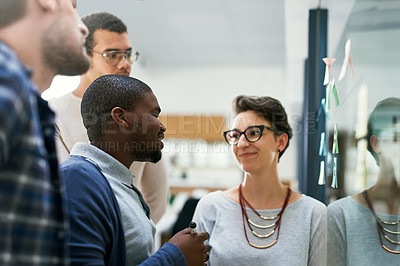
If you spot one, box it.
[44,64,299,188]
[133,65,287,114]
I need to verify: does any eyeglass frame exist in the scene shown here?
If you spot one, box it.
[223,125,275,145]
[89,49,140,66]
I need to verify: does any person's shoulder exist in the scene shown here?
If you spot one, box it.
[327,196,352,214]
[61,156,116,203]
[48,92,78,111]
[196,190,225,208]
[48,92,74,103]
[0,48,33,102]
[300,194,326,207]
[61,155,90,169]
[0,43,26,78]
[326,197,354,227]
[61,156,105,187]
[193,191,226,221]
[298,195,327,214]
[199,190,224,202]
[0,67,34,122]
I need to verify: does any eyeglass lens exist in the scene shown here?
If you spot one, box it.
[104,51,139,66]
[226,126,262,144]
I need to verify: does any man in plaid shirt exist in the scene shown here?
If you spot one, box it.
[0,0,90,265]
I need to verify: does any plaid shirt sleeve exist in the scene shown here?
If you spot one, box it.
[0,42,69,265]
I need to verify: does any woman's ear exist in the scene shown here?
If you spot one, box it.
[370,135,380,154]
[277,133,288,152]
[111,107,129,129]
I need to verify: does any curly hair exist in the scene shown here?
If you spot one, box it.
[81,12,127,56]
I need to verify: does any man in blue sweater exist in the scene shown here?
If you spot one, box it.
[60,74,210,265]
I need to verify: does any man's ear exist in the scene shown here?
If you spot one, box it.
[36,0,57,12]
[111,107,129,129]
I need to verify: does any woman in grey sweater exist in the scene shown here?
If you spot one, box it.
[193,95,327,266]
[327,97,400,265]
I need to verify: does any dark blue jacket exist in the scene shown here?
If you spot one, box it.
[61,155,187,266]
[62,156,126,266]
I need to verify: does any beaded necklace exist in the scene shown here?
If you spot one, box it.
[239,184,291,249]
[362,190,400,254]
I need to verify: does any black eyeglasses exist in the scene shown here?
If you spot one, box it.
[223,125,274,145]
[90,49,140,66]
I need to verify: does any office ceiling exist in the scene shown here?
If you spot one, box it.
[77,0,287,69]
[75,0,356,70]
[72,0,400,107]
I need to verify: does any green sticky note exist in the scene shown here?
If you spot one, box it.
[327,89,331,110]
[332,82,340,107]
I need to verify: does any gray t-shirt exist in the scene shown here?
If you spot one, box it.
[193,191,327,266]
[327,196,399,266]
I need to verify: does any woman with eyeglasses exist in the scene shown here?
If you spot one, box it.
[192,95,326,265]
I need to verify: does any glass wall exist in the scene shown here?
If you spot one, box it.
[326,0,400,264]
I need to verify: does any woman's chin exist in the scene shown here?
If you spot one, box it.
[240,163,257,173]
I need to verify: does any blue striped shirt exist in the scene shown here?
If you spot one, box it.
[0,41,68,265]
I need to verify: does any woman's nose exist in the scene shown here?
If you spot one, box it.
[237,134,249,147]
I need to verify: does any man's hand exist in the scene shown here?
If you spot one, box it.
[168,228,211,265]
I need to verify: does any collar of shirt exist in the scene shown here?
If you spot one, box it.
[70,142,135,188]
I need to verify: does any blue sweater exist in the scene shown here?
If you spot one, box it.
[61,154,186,265]
[62,156,126,265]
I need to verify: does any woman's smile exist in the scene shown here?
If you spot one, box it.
[238,152,257,159]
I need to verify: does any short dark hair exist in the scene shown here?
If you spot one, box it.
[81,75,152,142]
[81,12,127,56]
[367,97,400,165]
[0,0,27,29]
[232,95,293,160]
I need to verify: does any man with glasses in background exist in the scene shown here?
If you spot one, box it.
[49,12,168,224]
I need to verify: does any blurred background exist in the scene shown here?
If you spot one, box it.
[43,0,400,245]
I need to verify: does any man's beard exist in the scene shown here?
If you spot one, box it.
[126,140,163,163]
[42,20,90,76]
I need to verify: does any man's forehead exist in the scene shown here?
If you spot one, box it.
[147,93,161,112]
[134,92,160,111]
[93,30,131,49]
